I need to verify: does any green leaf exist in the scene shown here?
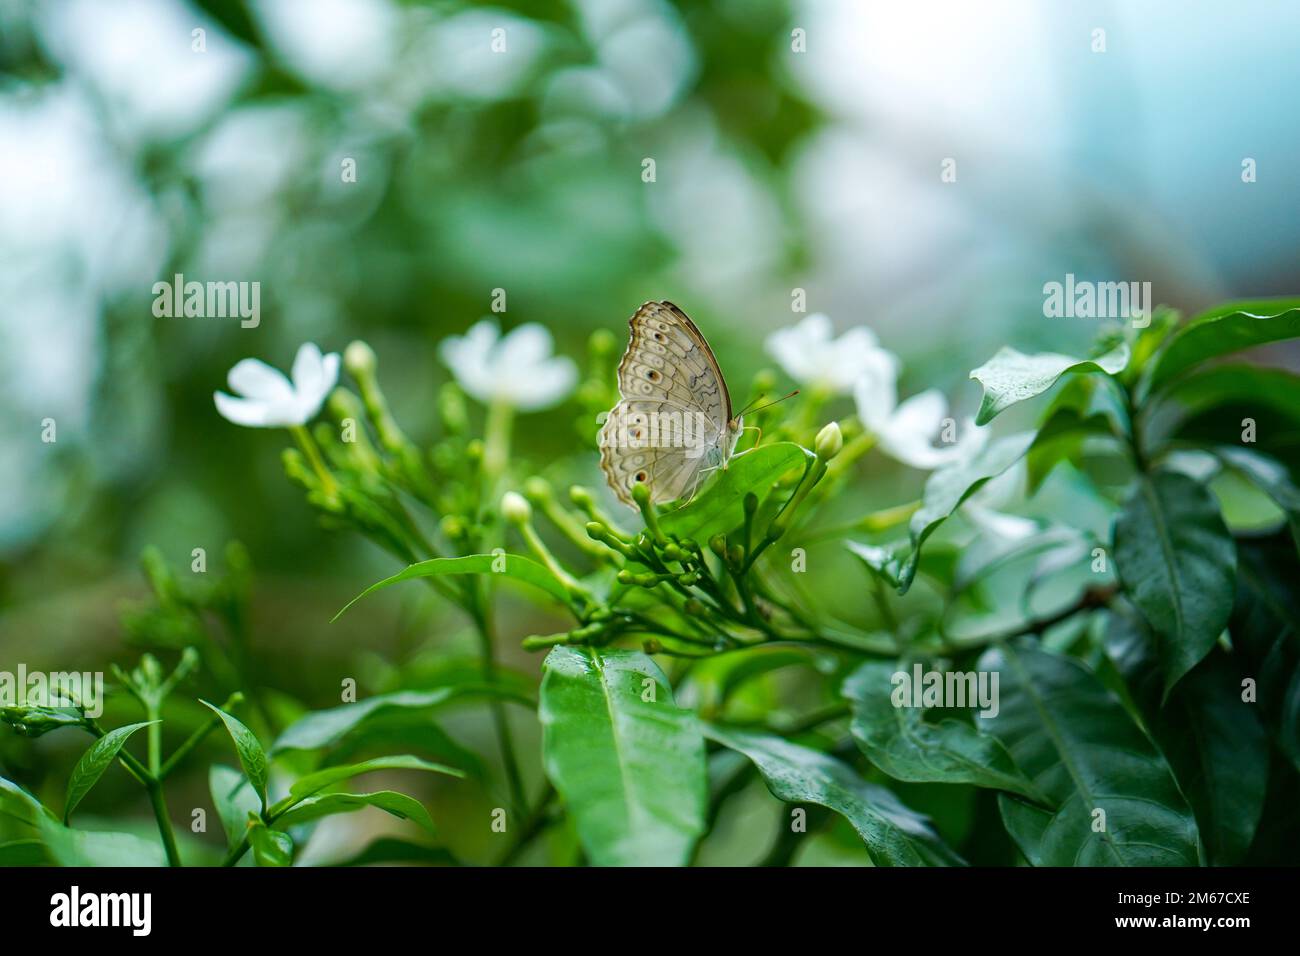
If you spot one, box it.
[1106,611,1268,865]
[210,764,260,850]
[845,540,904,590]
[286,755,463,804]
[333,837,460,867]
[970,343,1129,425]
[248,820,294,867]
[1155,364,1300,424]
[0,839,48,865]
[1146,300,1300,394]
[273,687,524,753]
[333,554,572,621]
[1212,446,1300,549]
[978,640,1200,866]
[1025,407,1119,493]
[659,442,810,540]
[841,661,1044,802]
[63,721,157,823]
[539,646,706,866]
[37,816,166,867]
[1232,531,1300,772]
[897,431,1036,593]
[201,700,269,811]
[0,774,57,827]
[275,790,436,833]
[703,724,963,866]
[1113,471,1237,696]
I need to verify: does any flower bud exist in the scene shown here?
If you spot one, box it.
[438,382,468,435]
[708,534,727,558]
[569,485,594,510]
[343,340,377,379]
[523,476,552,504]
[743,492,758,516]
[440,514,467,541]
[589,328,617,360]
[815,421,844,460]
[501,491,532,525]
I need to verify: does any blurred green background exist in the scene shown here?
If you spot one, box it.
[2,0,1298,863]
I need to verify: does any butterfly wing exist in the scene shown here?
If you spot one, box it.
[599,301,734,506]
[616,301,732,425]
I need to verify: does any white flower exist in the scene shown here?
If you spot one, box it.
[214,343,339,427]
[854,363,987,471]
[765,313,897,394]
[438,320,577,411]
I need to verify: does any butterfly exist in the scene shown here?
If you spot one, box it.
[599,301,743,508]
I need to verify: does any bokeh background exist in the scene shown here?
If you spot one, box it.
[2,0,1298,864]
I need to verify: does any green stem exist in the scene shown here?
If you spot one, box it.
[291,424,339,498]
[471,590,527,814]
[159,692,242,780]
[147,781,182,867]
[483,399,514,485]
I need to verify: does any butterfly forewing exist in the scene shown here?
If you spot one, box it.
[600,301,737,507]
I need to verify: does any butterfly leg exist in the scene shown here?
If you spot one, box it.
[738,424,763,449]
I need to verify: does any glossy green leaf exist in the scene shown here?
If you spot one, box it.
[845,540,904,590]
[1146,300,1300,394]
[0,839,47,865]
[703,724,963,866]
[970,343,1129,425]
[1025,407,1119,493]
[841,661,1044,802]
[37,816,166,867]
[898,431,1036,593]
[275,790,435,833]
[0,774,57,827]
[286,755,463,804]
[273,687,526,753]
[210,764,260,850]
[248,821,294,867]
[1232,532,1300,772]
[201,700,269,811]
[1113,471,1237,696]
[978,640,1200,866]
[333,837,460,867]
[1213,446,1300,548]
[660,442,810,540]
[334,553,573,621]
[1106,609,1267,864]
[1156,364,1300,423]
[64,721,157,823]
[539,646,706,866]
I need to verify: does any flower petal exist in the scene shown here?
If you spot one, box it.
[439,320,501,404]
[496,323,553,371]
[214,391,274,427]
[227,358,293,403]
[509,356,578,411]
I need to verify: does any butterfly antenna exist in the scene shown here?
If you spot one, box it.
[737,389,800,418]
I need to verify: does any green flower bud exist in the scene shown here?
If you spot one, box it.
[815,420,844,460]
[523,476,552,504]
[501,491,533,525]
[569,485,594,510]
[343,340,377,379]
[726,544,745,567]
[0,705,85,737]
[708,534,728,558]
[617,569,636,585]
[440,514,467,541]
[744,492,758,516]
[438,383,469,435]
[631,481,651,507]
